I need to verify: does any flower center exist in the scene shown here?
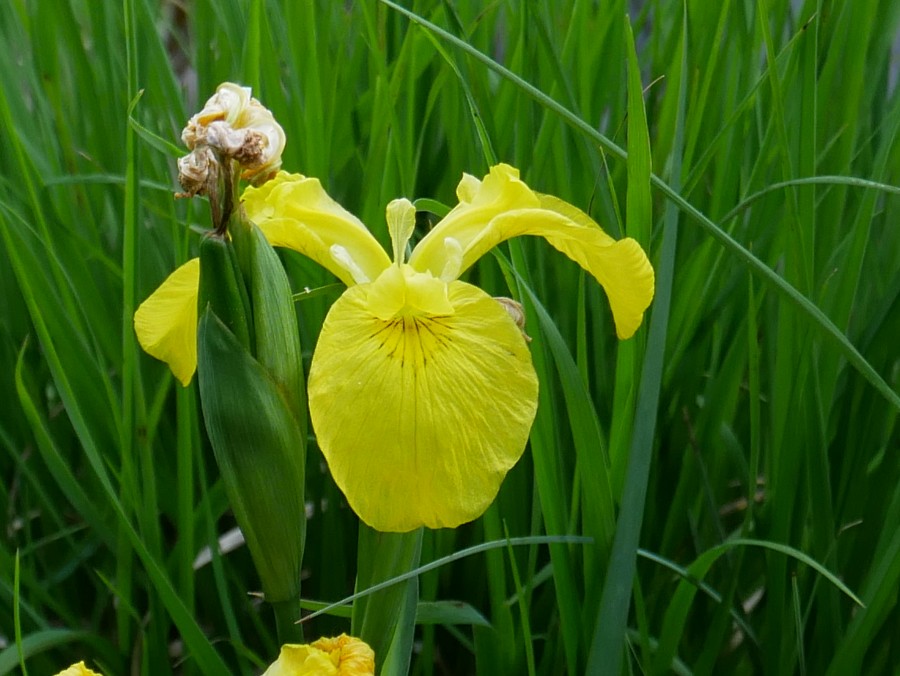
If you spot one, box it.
[365,264,453,320]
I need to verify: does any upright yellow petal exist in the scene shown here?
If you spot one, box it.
[243,172,391,286]
[134,258,200,385]
[308,278,538,532]
[408,164,654,339]
[386,198,416,264]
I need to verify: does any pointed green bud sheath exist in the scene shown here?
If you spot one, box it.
[227,203,255,281]
[197,232,253,351]
[247,224,308,440]
[196,213,307,606]
[197,307,307,603]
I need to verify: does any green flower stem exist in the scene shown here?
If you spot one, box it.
[352,526,423,671]
[272,596,304,646]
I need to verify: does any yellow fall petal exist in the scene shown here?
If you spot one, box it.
[133,258,200,386]
[54,662,103,676]
[308,278,539,532]
[243,172,391,286]
[408,164,654,339]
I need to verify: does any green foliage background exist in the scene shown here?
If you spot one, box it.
[1,0,898,674]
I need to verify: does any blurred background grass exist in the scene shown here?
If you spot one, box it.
[1,0,898,674]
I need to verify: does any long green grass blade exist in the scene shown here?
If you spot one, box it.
[588,9,685,671]
[304,535,590,625]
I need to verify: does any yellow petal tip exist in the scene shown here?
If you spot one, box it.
[134,258,200,386]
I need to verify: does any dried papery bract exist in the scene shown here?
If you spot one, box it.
[176,145,214,198]
[176,82,286,230]
[495,296,531,342]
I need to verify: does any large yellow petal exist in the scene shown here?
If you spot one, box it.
[243,172,391,286]
[408,164,654,339]
[133,258,200,386]
[308,280,539,532]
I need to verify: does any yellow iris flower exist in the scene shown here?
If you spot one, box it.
[262,634,375,676]
[135,163,654,531]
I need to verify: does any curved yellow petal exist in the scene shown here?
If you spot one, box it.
[408,164,654,339]
[242,172,391,286]
[308,279,538,532]
[408,164,539,277]
[54,662,103,676]
[475,206,653,339]
[134,258,200,386]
